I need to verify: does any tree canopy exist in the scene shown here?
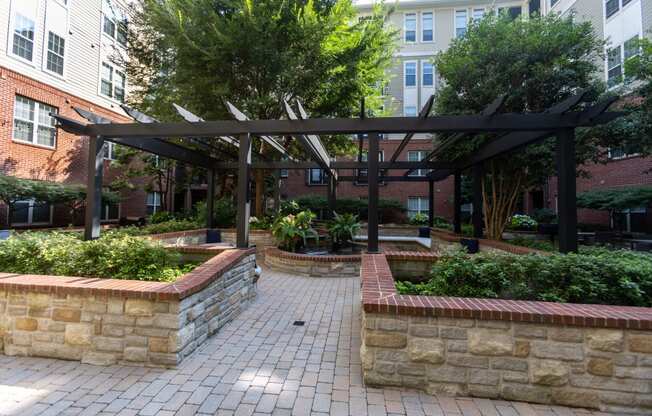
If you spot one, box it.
[433,12,609,239]
[0,176,120,208]
[577,186,652,211]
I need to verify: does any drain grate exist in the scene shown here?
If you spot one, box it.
[293,320,305,326]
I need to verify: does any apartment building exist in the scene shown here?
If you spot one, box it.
[0,0,152,228]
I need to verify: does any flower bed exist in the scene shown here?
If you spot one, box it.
[0,246,256,367]
[360,253,652,414]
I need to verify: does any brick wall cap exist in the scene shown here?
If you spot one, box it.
[266,247,361,263]
[361,253,652,330]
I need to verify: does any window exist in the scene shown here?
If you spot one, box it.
[608,144,639,159]
[12,14,35,61]
[104,14,128,47]
[13,96,58,148]
[623,0,633,6]
[455,10,467,38]
[357,151,384,179]
[308,169,328,185]
[10,200,52,226]
[146,192,161,215]
[280,169,288,178]
[498,7,522,19]
[404,106,417,117]
[624,36,640,60]
[472,8,484,22]
[404,13,416,42]
[407,197,429,219]
[605,0,619,18]
[46,32,65,75]
[103,142,116,160]
[405,62,417,87]
[408,151,429,177]
[101,62,126,102]
[551,0,561,6]
[102,202,120,221]
[607,46,622,88]
[422,62,434,87]
[421,12,433,42]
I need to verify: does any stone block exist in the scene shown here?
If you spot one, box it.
[375,361,396,374]
[375,349,408,361]
[549,327,584,343]
[365,330,407,348]
[14,317,38,331]
[501,384,551,404]
[82,351,118,366]
[586,329,624,352]
[360,344,373,371]
[467,384,500,398]
[65,323,93,346]
[447,354,488,368]
[570,374,650,394]
[396,362,425,376]
[426,382,466,396]
[26,293,50,309]
[102,324,125,337]
[123,347,148,362]
[629,334,652,353]
[52,308,81,322]
[514,340,530,357]
[491,357,528,372]
[468,329,512,356]
[407,338,444,364]
[513,324,547,339]
[364,371,402,387]
[551,389,600,409]
[125,335,148,347]
[447,341,467,353]
[149,352,179,367]
[502,371,529,384]
[409,325,438,338]
[440,327,467,340]
[614,366,652,379]
[530,360,569,386]
[153,314,181,330]
[93,336,124,352]
[532,341,583,361]
[84,301,107,314]
[32,342,82,361]
[587,358,613,376]
[426,365,467,383]
[125,299,155,317]
[107,298,124,314]
[468,370,499,386]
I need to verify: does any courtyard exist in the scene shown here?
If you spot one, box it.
[0,269,612,416]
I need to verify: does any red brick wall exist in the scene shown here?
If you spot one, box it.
[280,138,455,221]
[0,66,147,227]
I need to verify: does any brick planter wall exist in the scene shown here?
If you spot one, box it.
[0,248,256,367]
[264,247,360,277]
[361,253,652,414]
[430,229,549,255]
[219,229,276,257]
[148,228,208,246]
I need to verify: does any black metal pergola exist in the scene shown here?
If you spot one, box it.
[54,91,622,254]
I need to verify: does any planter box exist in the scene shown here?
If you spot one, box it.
[360,253,652,414]
[0,247,256,367]
[264,247,360,277]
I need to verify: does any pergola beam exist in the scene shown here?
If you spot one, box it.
[211,161,455,170]
[283,101,333,176]
[226,102,294,159]
[173,103,240,148]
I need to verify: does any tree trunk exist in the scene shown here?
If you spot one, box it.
[482,161,524,240]
[254,169,264,217]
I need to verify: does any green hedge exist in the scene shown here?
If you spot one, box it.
[121,219,203,236]
[0,231,194,282]
[291,195,405,221]
[396,248,652,307]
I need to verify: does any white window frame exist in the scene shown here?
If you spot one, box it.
[9,199,53,226]
[404,13,417,43]
[408,150,429,177]
[307,169,328,186]
[12,96,58,149]
[103,141,116,160]
[472,8,485,23]
[421,61,434,87]
[404,61,417,88]
[455,9,467,38]
[146,192,162,214]
[421,12,433,43]
[10,13,37,64]
[404,106,417,117]
[407,197,429,219]
[100,61,126,103]
[102,10,128,48]
[607,45,623,88]
[102,202,121,222]
[44,31,66,77]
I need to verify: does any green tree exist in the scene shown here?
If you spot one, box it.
[433,12,610,239]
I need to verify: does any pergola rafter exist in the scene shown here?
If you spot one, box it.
[53,92,624,254]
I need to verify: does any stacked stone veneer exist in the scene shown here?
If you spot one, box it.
[220,229,276,256]
[361,253,652,414]
[265,248,360,277]
[148,228,208,246]
[0,248,256,367]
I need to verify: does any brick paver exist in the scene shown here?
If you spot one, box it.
[0,270,614,416]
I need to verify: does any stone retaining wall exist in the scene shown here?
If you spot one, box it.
[219,229,276,257]
[0,248,256,367]
[148,228,207,246]
[361,253,652,414]
[430,228,548,255]
[385,251,438,281]
[264,247,360,277]
[361,225,422,237]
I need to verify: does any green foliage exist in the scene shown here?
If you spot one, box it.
[291,195,405,221]
[148,211,177,224]
[409,213,429,226]
[327,212,361,245]
[0,232,193,282]
[249,216,274,230]
[577,186,652,211]
[508,237,554,252]
[195,198,237,228]
[271,211,318,252]
[396,248,652,307]
[125,0,397,157]
[124,219,202,236]
[532,208,557,224]
[507,214,538,231]
[279,200,302,217]
[0,175,120,207]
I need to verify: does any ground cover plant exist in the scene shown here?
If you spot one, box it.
[396,248,652,307]
[0,231,195,282]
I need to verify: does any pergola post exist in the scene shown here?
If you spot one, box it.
[206,169,215,229]
[327,174,337,219]
[557,128,578,253]
[453,172,462,234]
[428,180,435,228]
[472,164,483,239]
[84,135,104,240]
[273,170,281,214]
[236,134,252,248]
[367,132,380,253]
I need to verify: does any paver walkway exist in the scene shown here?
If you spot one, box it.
[0,270,614,416]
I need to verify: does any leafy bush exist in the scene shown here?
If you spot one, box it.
[194,198,237,228]
[533,208,557,224]
[327,212,361,247]
[271,211,318,252]
[409,213,429,226]
[148,211,176,224]
[290,196,405,222]
[508,237,554,252]
[508,214,538,231]
[249,216,274,230]
[0,232,193,282]
[119,219,202,236]
[396,248,652,307]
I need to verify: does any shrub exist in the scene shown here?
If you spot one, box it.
[0,232,193,282]
[508,237,554,252]
[194,198,237,228]
[396,248,652,307]
[271,211,318,252]
[148,211,176,224]
[290,196,405,222]
[327,212,361,247]
[249,216,274,230]
[119,219,202,236]
[533,208,557,224]
[409,213,429,226]
[508,214,538,231]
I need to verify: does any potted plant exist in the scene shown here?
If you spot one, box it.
[326,212,361,252]
[410,213,431,237]
[271,210,318,252]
